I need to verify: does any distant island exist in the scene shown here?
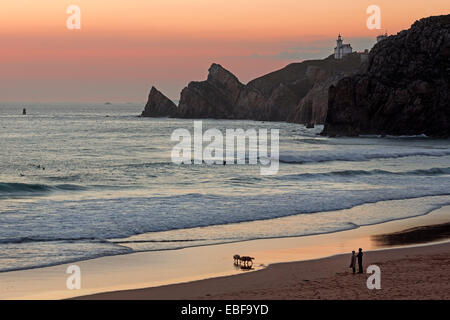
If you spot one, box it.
[141,14,450,137]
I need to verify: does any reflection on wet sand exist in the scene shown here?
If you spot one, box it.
[373,222,450,246]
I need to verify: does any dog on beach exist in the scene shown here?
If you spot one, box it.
[240,256,255,267]
[233,254,254,268]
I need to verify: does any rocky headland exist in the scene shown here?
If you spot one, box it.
[141,15,449,137]
[141,53,366,125]
[323,15,450,137]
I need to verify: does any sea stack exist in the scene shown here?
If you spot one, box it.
[141,86,177,117]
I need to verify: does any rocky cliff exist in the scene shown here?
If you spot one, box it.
[176,63,248,119]
[288,69,356,125]
[322,15,450,137]
[141,53,365,124]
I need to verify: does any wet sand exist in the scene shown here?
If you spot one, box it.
[1,203,449,300]
[77,241,450,300]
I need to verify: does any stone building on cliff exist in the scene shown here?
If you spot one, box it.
[334,34,353,59]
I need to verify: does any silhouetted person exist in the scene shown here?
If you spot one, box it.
[22,108,27,115]
[349,250,356,274]
[357,248,363,273]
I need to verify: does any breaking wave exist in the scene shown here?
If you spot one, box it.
[277,167,450,180]
[279,149,450,164]
[0,182,86,196]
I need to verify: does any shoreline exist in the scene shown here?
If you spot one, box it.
[77,241,450,300]
[79,217,450,300]
[0,195,448,275]
[1,201,449,300]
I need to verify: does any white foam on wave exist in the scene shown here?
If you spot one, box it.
[114,195,450,252]
[2,172,450,245]
[279,148,450,163]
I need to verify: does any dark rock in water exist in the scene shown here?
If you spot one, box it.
[141,86,177,117]
[322,15,450,137]
[22,108,26,115]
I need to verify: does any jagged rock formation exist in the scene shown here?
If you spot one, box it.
[176,63,247,119]
[141,86,177,117]
[323,15,450,137]
[141,54,365,123]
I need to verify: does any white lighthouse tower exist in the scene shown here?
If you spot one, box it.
[334,34,353,59]
[337,34,343,48]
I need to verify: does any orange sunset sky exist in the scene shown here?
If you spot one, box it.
[1,0,449,102]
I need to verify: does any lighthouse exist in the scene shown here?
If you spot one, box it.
[334,34,353,59]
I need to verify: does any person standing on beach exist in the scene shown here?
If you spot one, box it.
[349,251,356,274]
[357,248,364,273]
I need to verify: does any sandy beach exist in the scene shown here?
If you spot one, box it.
[77,204,450,300]
[1,201,449,300]
[78,241,450,300]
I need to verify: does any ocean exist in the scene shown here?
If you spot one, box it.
[1,103,449,272]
